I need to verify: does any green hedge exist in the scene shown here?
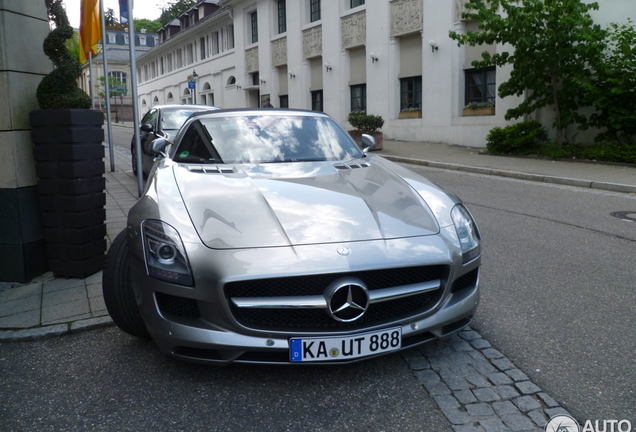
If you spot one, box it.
[486,121,548,155]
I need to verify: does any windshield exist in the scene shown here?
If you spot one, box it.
[162,109,208,130]
[172,115,364,164]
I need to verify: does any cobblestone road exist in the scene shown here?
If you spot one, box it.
[403,327,572,432]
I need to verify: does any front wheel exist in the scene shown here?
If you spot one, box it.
[103,229,150,338]
[131,144,138,176]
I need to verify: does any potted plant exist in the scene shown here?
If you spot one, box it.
[399,107,422,119]
[29,0,107,278]
[462,102,495,116]
[348,111,385,151]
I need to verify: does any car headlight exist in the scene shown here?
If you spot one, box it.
[451,204,481,264]
[142,220,193,286]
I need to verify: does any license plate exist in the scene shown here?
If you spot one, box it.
[290,328,402,362]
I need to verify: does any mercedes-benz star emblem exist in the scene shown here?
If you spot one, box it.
[326,280,369,322]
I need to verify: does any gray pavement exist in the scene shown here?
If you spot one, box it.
[1,134,633,431]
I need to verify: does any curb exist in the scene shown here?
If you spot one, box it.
[0,316,114,342]
[383,155,636,194]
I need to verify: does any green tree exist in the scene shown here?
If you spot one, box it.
[449,0,607,146]
[134,18,162,33]
[95,75,124,100]
[104,8,119,26]
[579,19,636,145]
[158,0,198,26]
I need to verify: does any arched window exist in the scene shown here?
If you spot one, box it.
[153,96,159,103]
[227,76,236,85]
[167,92,174,101]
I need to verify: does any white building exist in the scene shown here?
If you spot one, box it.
[136,0,634,148]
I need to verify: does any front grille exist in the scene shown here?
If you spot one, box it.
[155,292,201,318]
[226,265,446,332]
[225,265,445,297]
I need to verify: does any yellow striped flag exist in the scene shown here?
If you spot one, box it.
[79,0,102,64]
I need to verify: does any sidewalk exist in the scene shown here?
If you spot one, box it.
[1,137,634,341]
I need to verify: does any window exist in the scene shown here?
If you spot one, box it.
[200,37,206,59]
[212,31,220,55]
[176,49,183,68]
[140,35,146,46]
[465,67,496,105]
[108,33,116,43]
[279,95,289,108]
[166,53,173,72]
[250,11,258,44]
[350,84,366,112]
[310,0,321,22]
[350,0,364,7]
[277,0,287,34]
[311,90,323,111]
[186,43,194,64]
[227,25,235,49]
[400,76,422,111]
[252,72,260,86]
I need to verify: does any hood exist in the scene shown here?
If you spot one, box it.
[173,161,440,249]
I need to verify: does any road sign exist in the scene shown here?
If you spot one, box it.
[188,81,196,89]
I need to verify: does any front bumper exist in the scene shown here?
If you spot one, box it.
[130,230,480,365]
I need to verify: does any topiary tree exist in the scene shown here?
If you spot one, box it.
[348,111,384,135]
[36,0,91,109]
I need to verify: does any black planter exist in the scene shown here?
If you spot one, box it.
[30,109,106,278]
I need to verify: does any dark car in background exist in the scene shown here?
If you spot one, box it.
[105,109,481,365]
[132,104,220,176]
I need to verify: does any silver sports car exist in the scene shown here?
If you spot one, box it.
[103,109,481,365]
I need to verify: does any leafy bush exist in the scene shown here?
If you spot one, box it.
[486,121,548,154]
[348,111,384,135]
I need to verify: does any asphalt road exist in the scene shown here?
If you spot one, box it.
[408,165,636,422]
[0,327,450,432]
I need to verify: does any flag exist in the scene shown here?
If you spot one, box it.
[79,0,102,64]
[119,0,129,24]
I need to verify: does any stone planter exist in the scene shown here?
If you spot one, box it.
[349,131,383,151]
[398,110,422,119]
[30,109,106,278]
[463,107,495,116]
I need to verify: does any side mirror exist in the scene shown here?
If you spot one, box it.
[140,123,154,132]
[361,134,376,153]
[151,138,169,158]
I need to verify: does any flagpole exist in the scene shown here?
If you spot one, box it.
[100,0,115,172]
[126,0,144,196]
[89,52,95,109]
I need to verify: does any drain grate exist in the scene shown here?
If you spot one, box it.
[610,211,636,222]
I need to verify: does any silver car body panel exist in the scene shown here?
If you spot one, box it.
[126,109,480,365]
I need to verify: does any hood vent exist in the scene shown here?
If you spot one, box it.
[186,165,235,174]
[334,161,370,170]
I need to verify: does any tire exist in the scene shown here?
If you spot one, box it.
[131,143,138,176]
[103,229,150,338]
